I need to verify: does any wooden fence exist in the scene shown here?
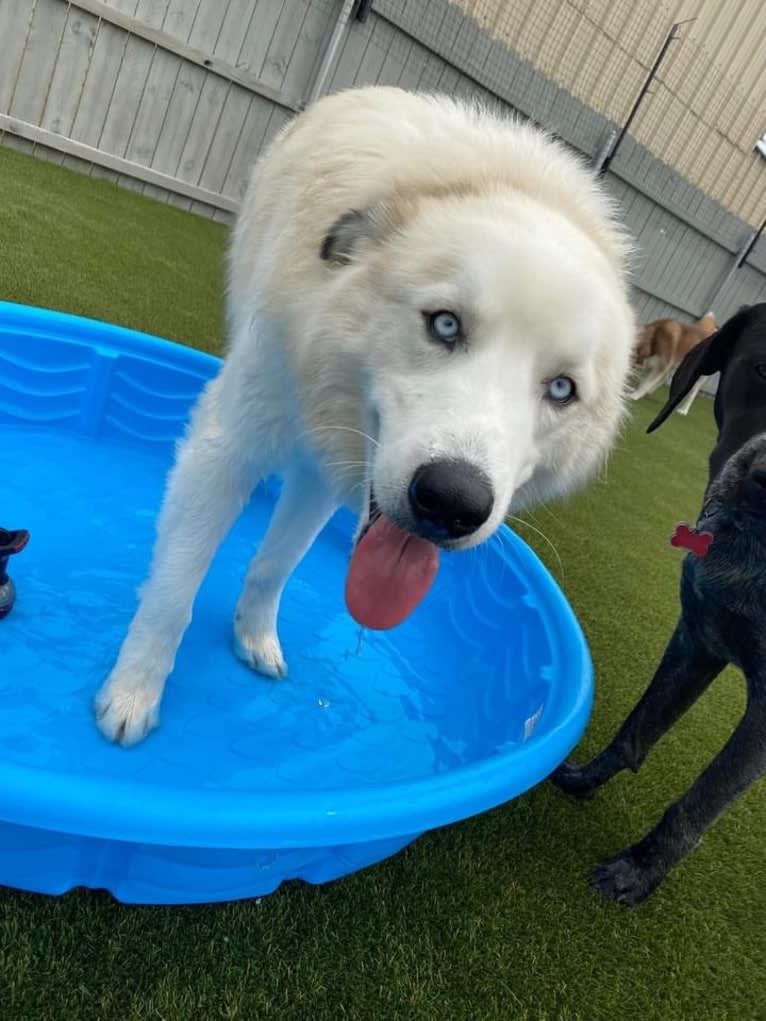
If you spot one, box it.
[2,0,766,332]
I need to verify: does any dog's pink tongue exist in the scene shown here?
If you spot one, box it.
[345,516,439,630]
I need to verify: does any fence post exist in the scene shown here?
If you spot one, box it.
[598,20,692,176]
[593,129,617,174]
[304,0,358,106]
[704,212,766,312]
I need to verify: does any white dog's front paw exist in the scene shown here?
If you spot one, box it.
[234,624,287,679]
[94,675,162,747]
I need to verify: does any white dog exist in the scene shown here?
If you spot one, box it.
[95,86,635,746]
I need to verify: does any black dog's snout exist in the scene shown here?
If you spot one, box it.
[408,459,494,540]
[740,450,766,510]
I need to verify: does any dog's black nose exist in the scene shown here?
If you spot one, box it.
[741,458,766,511]
[408,460,494,540]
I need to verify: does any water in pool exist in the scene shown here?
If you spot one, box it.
[1,428,551,795]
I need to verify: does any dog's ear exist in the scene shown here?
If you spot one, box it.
[320,202,402,265]
[646,309,748,433]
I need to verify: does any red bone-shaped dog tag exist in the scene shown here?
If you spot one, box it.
[670,523,714,558]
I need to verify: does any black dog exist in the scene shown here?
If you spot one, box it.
[553,303,766,906]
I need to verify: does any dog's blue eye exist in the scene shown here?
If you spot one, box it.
[427,311,462,344]
[546,375,576,404]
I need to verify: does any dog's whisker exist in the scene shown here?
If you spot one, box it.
[520,501,561,530]
[536,503,564,526]
[303,425,380,449]
[325,464,368,478]
[489,529,521,572]
[338,476,375,496]
[345,479,370,500]
[506,514,564,576]
[324,460,372,470]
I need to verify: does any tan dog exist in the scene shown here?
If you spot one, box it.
[630,312,717,413]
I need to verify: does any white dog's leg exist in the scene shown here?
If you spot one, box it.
[675,375,706,416]
[630,364,670,401]
[234,458,338,678]
[95,372,272,746]
[647,370,673,397]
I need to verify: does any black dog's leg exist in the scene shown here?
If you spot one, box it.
[553,620,724,797]
[592,696,766,906]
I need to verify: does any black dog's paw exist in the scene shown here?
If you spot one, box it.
[550,760,598,799]
[590,851,663,907]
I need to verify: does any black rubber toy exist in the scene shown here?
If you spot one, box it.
[0,528,30,619]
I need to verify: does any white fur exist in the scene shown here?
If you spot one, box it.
[630,354,671,401]
[95,86,636,746]
[675,375,707,415]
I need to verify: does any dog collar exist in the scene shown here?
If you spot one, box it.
[670,522,715,558]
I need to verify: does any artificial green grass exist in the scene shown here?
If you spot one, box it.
[0,145,227,353]
[1,144,764,1021]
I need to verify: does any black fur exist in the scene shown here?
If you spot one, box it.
[553,302,766,906]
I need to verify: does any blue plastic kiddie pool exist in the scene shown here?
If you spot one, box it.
[0,301,593,905]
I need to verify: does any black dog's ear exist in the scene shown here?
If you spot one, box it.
[645,309,748,433]
[320,202,402,265]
